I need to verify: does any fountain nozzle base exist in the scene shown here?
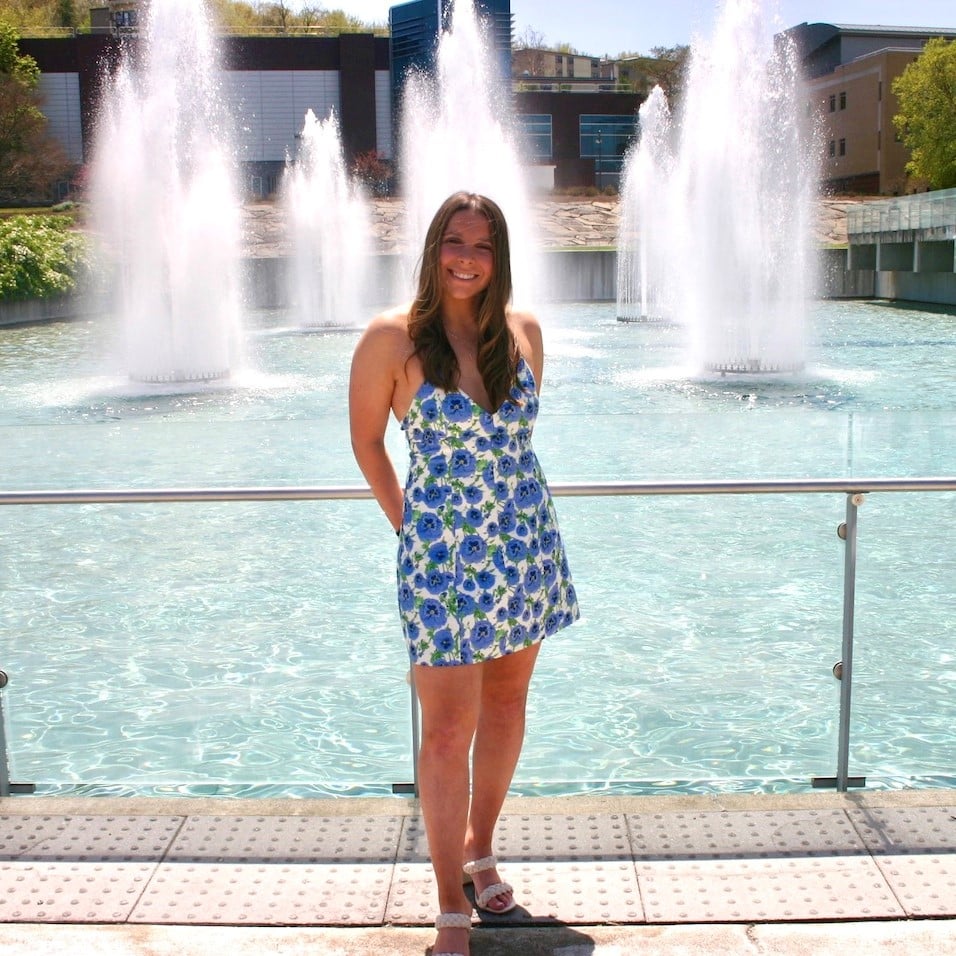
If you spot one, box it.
[707,360,805,376]
[131,369,231,385]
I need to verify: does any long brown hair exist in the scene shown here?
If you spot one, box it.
[407,191,517,412]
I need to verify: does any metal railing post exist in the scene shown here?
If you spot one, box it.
[836,493,864,791]
[0,670,10,798]
[410,676,421,798]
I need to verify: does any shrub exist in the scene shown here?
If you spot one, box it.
[350,150,394,196]
[0,214,89,301]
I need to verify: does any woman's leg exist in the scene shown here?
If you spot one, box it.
[464,642,541,910]
[413,662,482,954]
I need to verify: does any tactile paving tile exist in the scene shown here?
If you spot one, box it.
[848,805,956,917]
[386,813,643,925]
[131,815,402,925]
[2,815,184,861]
[1,815,76,859]
[0,861,157,923]
[628,809,904,923]
[0,815,182,923]
[161,815,402,863]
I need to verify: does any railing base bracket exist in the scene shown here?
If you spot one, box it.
[811,776,866,789]
[1,783,37,796]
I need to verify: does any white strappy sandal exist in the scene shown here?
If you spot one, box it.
[462,855,517,915]
[432,911,472,956]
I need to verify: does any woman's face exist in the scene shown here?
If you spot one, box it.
[438,209,494,302]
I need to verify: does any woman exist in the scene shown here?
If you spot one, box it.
[349,191,578,956]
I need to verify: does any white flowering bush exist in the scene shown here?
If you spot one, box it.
[0,215,88,301]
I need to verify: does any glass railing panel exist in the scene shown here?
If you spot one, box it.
[2,498,413,795]
[851,491,956,789]
[2,450,954,795]
[516,492,844,794]
[847,187,956,238]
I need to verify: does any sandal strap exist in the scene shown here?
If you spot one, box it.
[475,881,514,909]
[462,855,498,875]
[435,911,472,930]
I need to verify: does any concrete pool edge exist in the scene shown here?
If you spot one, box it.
[4,785,955,816]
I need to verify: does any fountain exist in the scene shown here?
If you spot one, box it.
[398,0,539,306]
[616,86,673,323]
[617,0,816,372]
[282,109,371,328]
[90,0,243,383]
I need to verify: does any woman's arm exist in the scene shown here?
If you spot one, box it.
[348,316,407,533]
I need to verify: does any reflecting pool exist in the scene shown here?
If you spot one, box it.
[1,299,954,796]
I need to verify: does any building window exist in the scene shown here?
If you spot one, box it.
[838,138,846,156]
[519,114,553,162]
[580,115,637,187]
[839,91,846,110]
[829,94,836,112]
[829,140,836,157]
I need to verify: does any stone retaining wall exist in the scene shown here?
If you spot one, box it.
[0,198,865,324]
[241,196,859,258]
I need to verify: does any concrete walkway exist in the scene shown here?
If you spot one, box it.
[2,789,955,954]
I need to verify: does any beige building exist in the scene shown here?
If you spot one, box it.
[513,47,608,91]
[811,48,918,195]
[90,1,139,33]
[785,23,956,195]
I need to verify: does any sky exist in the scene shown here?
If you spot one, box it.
[287,0,956,57]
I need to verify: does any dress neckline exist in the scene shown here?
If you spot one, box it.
[401,356,532,426]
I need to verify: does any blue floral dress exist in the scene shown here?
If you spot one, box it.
[398,357,579,666]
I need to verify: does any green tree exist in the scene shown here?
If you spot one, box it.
[0,19,40,83]
[892,37,956,190]
[209,0,385,34]
[209,0,260,30]
[258,1,293,31]
[0,18,68,202]
[320,9,383,33]
[56,0,79,29]
[648,45,691,108]
[0,1,58,32]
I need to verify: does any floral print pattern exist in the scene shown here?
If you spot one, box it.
[398,358,579,666]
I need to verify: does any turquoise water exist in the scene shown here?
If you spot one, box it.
[1,299,954,796]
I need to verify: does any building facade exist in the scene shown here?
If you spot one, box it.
[785,22,956,194]
[389,0,513,103]
[22,0,641,196]
[20,33,391,197]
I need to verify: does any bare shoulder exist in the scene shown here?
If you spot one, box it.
[508,308,541,339]
[508,309,544,390]
[365,304,412,341]
[508,309,543,356]
[353,305,414,363]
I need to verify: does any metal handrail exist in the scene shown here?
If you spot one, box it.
[1,476,954,507]
[1,477,954,798]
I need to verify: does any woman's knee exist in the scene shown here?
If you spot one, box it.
[420,719,476,762]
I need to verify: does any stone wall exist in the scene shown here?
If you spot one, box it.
[241,197,859,258]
